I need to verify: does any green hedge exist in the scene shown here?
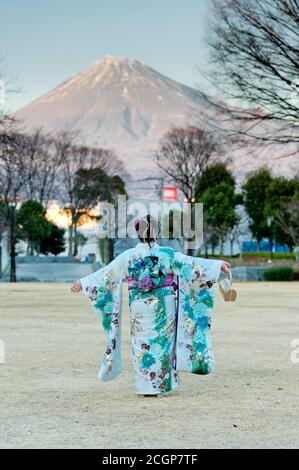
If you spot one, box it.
[263,266,294,281]
[243,252,296,260]
[198,254,240,259]
[199,252,295,260]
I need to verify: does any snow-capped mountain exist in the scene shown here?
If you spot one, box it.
[16,56,208,175]
[15,56,297,187]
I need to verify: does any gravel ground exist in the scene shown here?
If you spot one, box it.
[0,282,298,449]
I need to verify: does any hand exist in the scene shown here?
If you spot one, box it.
[221,261,231,274]
[71,280,82,294]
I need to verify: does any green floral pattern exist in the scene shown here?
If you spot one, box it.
[176,255,217,375]
[81,242,221,393]
[129,252,177,394]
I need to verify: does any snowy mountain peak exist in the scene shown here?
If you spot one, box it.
[15,56,205,162]
[90,55,141,73]
[99,55,140,65]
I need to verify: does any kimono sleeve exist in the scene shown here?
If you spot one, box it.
[80,252,127,381]
[173,252,222,375]
[173,251,222,285]
[80,252,126,305]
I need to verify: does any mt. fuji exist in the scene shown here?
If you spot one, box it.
[15,56,296,182]
[15,56,215,177]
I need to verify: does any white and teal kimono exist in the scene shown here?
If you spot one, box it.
[80,242,222,395]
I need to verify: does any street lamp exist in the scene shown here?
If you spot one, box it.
[267,216,274,261]
[8,199,17,282]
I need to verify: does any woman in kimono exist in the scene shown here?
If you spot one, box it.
[71,215,230,396]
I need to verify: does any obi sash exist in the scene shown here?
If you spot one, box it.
[127,273,177,291]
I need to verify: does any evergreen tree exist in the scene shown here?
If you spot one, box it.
[17,200,52,255]
[242,168,273,251]
[196,163,241,255]
[265,177,299,249]
[40,224,66,256]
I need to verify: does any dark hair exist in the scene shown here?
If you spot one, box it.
[135,215,160,247]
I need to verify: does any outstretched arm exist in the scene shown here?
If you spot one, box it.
[71,280,82,294]
[70,251,127,296]
[174,250,230,281]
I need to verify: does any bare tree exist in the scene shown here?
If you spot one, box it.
[0,59,23,279]
[156,127,219,254]
[0,119,28,204]
[227,209,249,256]
[156,127,219,202]
[21,129,62,205]
[202,0,299,146]
[275,199,299,251]
[58,131,126,256]
[0,201,5,277]
[0,118,28,281]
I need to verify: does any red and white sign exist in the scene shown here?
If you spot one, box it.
[162,186,177,201]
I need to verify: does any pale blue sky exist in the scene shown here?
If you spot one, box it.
[1,0,212,111]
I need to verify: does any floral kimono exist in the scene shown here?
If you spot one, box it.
[80,242,222,395]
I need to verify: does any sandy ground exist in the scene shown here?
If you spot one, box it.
[0,282,298,449]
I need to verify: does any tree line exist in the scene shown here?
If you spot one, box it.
[157,127,299,256]
[0,115,126,280]
[1,112,298,283]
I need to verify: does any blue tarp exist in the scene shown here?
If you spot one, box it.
[242,240,290,253]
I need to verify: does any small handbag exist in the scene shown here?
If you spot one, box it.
[219,270,237,302]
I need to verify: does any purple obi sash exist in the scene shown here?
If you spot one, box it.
[128,274,177,291]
